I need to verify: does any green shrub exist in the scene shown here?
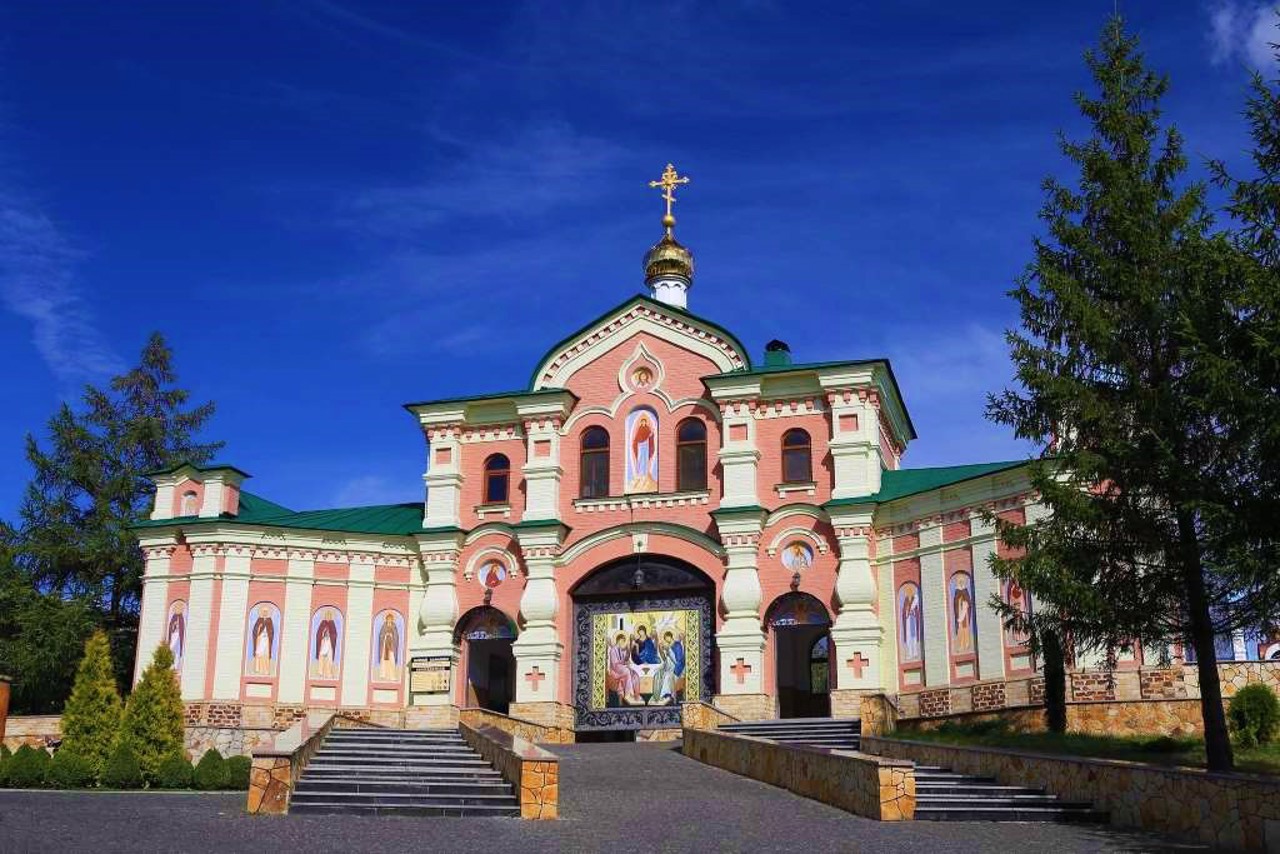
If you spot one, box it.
[60,631,124,778]
[7,745,51,788]
[155,754,194,789]
[119,644,185,784]
[1228,684,1280,749]
[0,744,11,786]
[224,755,251,790]
[193,749,228,790]
[45,751,96,789]
[1141,735,1184,753]
[100,741,143,789]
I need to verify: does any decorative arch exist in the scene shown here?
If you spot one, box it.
[453,605,518,644]
[464,546,521,583]
[557,522,727,567]
[765,526,830,558]
[764,503,830,529]
[462,522,519,546]
[765,591,832,628]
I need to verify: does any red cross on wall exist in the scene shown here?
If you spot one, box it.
[524,666,545,693]
[729,657,753,685]
[846,652,870,680]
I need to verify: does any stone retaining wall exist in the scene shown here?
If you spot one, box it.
[247,713,337,815]
[458,707,574,745]
[863,735,1280,851]
[711,693,776,721]
[2,715,61,750]
[507,701,575,731]
[680,701,740,732]
[683,728,915,821]
[459,722,559,819]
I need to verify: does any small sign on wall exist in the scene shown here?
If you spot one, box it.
[409,656,451,693]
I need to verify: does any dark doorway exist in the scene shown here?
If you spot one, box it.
[455,606,518,715]
[767,592,833,719]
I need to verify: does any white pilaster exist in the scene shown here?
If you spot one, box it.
[199,480,225,518]
[412,534,463,706]
[150,484,176,520]
[210,551,251,699]
[277,554,315,704]
[970,515,1005,682]
[134,546,173,684]
[919,523,949,687]
[423,430,463,528]
[876,560,898,692]
[714,511,766,695]
[180,551,218,701]
[825,391,881,500]
[521,418,563,522]
[341,559,375,707]
[512,527,566,704]
[717,402,760,508]
[829,509,883,690]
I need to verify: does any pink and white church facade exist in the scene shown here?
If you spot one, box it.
[132,181,1050,736]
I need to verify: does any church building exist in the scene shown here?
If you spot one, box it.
[132,165,1042,737]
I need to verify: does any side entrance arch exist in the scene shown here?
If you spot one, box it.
[455,606,517,715]
[766,592,832,718]
[569,554,716,733]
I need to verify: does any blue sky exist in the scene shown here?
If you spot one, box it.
[0,1,1275,516]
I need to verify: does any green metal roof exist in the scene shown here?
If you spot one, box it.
[132,491,427,536]
[527,294,753,389]
[824,460,1029,508]
[144,461,253,479]
[402,387,574,411]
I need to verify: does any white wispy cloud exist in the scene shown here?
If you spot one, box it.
[0,198,121,384]
[1209,1,1279,69]
[331,474,418,507]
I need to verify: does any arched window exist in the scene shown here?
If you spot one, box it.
[580,426,610,498]
[676,418,707,492]
[781,428,812,483]
[483,453,510,504]
[180,491,198,516]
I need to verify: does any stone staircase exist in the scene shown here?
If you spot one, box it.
[290,727,520,817]
[716,718,1106,823]
[717,717,861,750]
[912,764,1107,822]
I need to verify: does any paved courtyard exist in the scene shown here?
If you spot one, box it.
[0,743,1201,853]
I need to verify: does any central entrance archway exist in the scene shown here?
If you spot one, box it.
[455,606,517,714]
[767,592,832,718]
[570,554,715,732]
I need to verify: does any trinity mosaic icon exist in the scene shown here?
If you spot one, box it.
[591,609,699,708]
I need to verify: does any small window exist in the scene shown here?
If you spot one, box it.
[483,454,510,504]
[580,427,610,498]
[180,491,198,516]
[782,428,812,483]
[676,418,707,492]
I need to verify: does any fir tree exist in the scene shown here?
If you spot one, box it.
[16,333,222,688]
[119,644,185,783]
[987,16,1280,771]
[59,632,123,777]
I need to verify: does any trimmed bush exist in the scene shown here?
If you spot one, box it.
[155,754,194,789]
[193,749,228,790]
[45,751,96,789]
[119,644,185,784]
[0,744,11,786]
[60,631,124,778]
[100,741,143,789]
[224,754,252,790]
[1228,683,1280,748]
[7,745,51,788]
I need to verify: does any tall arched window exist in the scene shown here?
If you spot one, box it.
[676,418,707,492]
[782,428,812,483]
[580,426,610,498]
[483,453,510,504]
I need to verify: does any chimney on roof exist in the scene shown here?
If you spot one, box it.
[763,339,792,367]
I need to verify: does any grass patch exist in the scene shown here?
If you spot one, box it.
[900,720,1280,776]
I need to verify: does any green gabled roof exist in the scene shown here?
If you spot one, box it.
[403,387,574,411]
[132,491,427,537]
[144,461,252,479]
[236,491,293,519]
[527,294,753,389]
[824,459,1029,508]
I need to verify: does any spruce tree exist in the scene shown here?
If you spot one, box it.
[16,333,222,688]
[119,644,185,783]
[986,16,1279,771]
[59,632,123,777]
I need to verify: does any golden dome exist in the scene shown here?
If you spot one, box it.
[644,232,694,282]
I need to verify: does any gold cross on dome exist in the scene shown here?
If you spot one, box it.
[648,163,690,232]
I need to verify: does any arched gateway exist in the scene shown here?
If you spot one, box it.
[766,592,832,718]
[570,555,715,732]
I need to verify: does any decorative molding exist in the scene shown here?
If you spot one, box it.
[464,546,521,582]
[775,482,817,498]
[557,522,726,565]
[752,398,826,419]
[763,504,829,528]
[765,526,830,557]
[572,491,710,513]
[460,424,523,443]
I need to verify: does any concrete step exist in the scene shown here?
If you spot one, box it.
[301,766,503,781]
[316,746,477,758]
[914,805,1109,823]
[915,784,1046,797]
[289,801,520,818]
[295,779,514,797]
[291,790,517,808]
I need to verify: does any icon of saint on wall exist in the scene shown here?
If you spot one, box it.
[781,541,813,570]
[478,561,507,589]
[311,607,342,680]
[373,610,402,682]
[246,603,279,677]
[167,601,186,670]
[899,583,922,663]
[950,572,975,654]
[625,408,659,493]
